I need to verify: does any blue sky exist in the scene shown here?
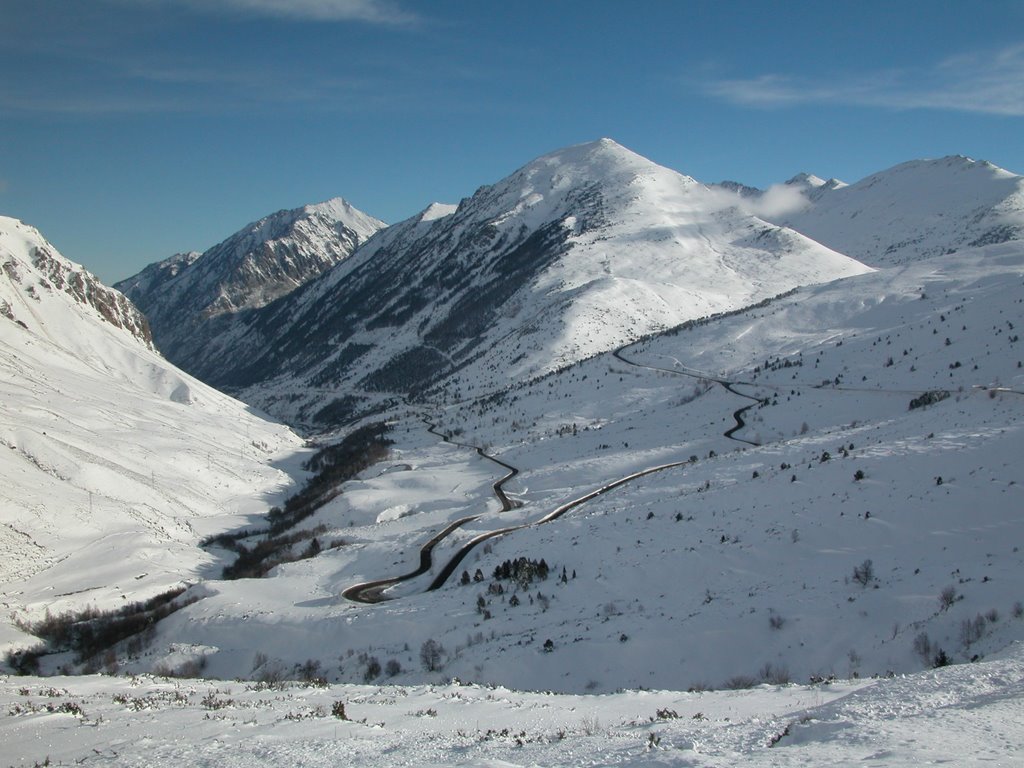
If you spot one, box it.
[2,0,1023,283]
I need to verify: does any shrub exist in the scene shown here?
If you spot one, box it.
[363,657,381,682]
[212,423,393,580]
[4,646,44,675]
[220,525,328,580]
[331,701,348,720]
[960,614,987,647]
[724,674,759,690]
[852,559,874,587]
[908,390,950,410]
[12,587,195,667]
[760,663,790,685]
[420,639,445,672]
[912,632,933,665]
[938,585,958,611]
[296,658,321,682]
[492,557,550,588]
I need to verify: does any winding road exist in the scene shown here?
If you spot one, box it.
[340,515,480,603]
[421,421,522,512]
[611,346,766,447]
[342,343,767,603]
[341,419,522,604]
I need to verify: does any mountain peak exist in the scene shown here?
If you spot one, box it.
[0,216,152,346]
[302,197,387,231]
[779,155,1024,266]
[303,196,355,218]
[529,137,666,177]
[197,141,869,421]
[418,202,458,223]
[116,197,387,368]
[878,154,1018,182]
[786,172,827,188]
[457,138,699,236]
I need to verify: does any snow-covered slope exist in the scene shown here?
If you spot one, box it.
[3,644,1023,766]
[1,218,152,349]
[0,216,305,653]
[5,149,1024,766]
[776,156,1024,266]
[205,139,870,428]
[79,235,1021,698]
[115,198,385,370]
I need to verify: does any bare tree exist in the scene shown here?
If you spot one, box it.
[420,639,446,672]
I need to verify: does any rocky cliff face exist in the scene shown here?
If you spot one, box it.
[1,216,152,347]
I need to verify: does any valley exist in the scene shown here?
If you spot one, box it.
[2,140,1023,766]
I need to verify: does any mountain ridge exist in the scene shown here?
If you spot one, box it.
[775,154,1024,266]
[2,146,1024,736]
[115,196,386,368]
[0,215,304,646]
[169,139,871,428]
[1,216,152,348]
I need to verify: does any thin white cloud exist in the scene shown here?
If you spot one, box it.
[705,44,1024,117]
[151,0,417,24]
[745,183,809,219]
[704,182,810,220]
[0,44,397,115]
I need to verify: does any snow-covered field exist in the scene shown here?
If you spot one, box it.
[3,643,1022,766]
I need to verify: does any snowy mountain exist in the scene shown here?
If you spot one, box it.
[198,139,871,428]
[782,171,847,200]
[115,198,385,369]
[776,156,1024,266]
[1,217,152,349]
[4,147,1024,767]
[105,235,1017,694]
[715,172,846,206]
[113,250,200,313]
[715,157,1024,268]
[0,216,304,653]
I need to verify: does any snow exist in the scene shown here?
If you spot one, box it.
[229,138,872,425]
[1,644,1021,765]
[72,241,1024,702]
[419,202,458,222]
[4,143,1024,766]
[778,155,1024,266]
[114,196,387,372]
[303,197,388,236]
[0,217,305,652]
